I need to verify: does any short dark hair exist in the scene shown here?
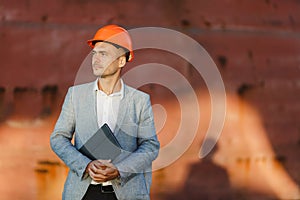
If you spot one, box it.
[92,40,130,62]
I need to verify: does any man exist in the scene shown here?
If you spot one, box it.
[50,24,160,200]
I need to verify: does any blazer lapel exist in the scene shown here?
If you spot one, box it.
[74,82,99,145]
[114,84,130,136]
[91,89,99,130]
[83,82,99,134]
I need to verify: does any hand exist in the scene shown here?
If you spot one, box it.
[86,159,120,182]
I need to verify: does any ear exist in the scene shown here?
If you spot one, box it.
[118,56,126,68]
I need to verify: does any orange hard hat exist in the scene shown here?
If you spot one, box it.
[87,24,134,62]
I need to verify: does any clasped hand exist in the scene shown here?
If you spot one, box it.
[86,159,120,182]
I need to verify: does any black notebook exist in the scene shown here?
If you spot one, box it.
[79,123,121,161]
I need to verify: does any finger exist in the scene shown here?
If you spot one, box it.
[91,166,107,175]
[88,169,108,182]
[97,159,111,165]
[101,161,115,169]
[97,159,111,163]
[94,160,109,169]
[91,165,112,176]
[101,167,115,175]
[89,161,116,175]
[89,162,102,173]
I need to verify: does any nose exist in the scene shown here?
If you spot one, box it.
[92,53,102,63]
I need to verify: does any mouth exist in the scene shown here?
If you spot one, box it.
[92,64,104,70]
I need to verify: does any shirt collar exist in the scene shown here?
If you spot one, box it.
[93,78,124,99]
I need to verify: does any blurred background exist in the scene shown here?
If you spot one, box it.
[0,0,300,199]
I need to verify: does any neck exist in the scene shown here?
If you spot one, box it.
[98,75,121,95]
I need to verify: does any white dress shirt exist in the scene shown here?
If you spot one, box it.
[91,78,124,185]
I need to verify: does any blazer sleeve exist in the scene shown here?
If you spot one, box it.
[115,95,160,183]
[50,87,91,179]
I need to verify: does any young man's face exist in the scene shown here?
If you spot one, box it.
[91,42,126,78]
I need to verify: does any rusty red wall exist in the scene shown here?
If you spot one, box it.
[0,0,300,199]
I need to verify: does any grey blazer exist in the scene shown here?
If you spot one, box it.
[50,81,160,200]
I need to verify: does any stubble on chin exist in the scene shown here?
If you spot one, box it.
[92,67,103,77]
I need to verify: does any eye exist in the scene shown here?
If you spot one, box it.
[92,51,108,56]
[100,52,107,56]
